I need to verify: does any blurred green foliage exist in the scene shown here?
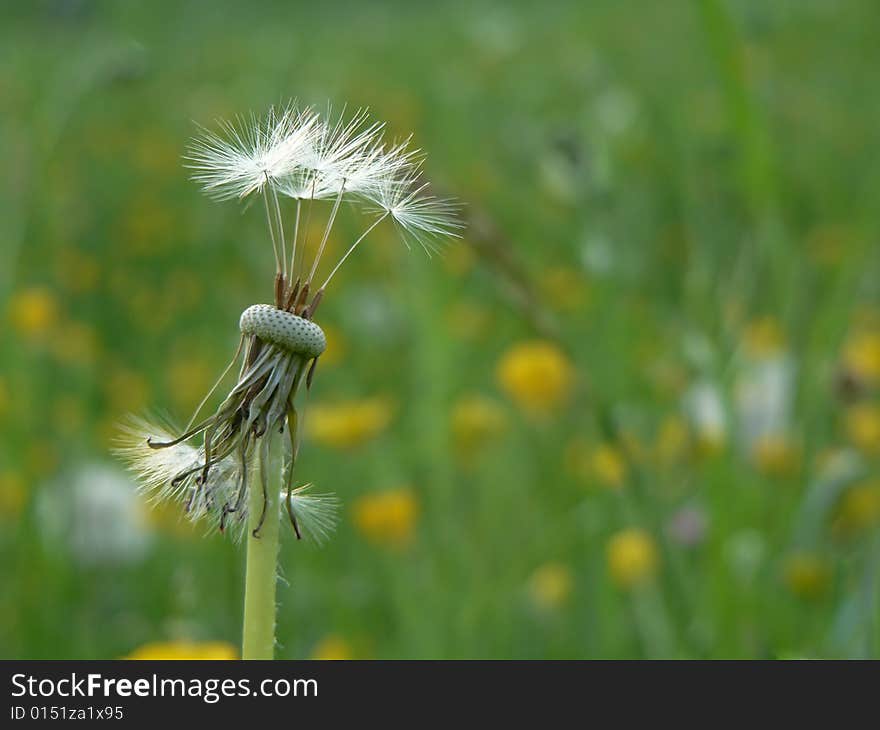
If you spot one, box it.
[1,0,879,659]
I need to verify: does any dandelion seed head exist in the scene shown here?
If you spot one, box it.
[120,102,462,546]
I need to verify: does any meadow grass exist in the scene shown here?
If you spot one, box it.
[1,0,879,659]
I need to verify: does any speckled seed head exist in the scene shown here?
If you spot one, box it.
[239,304,326,359]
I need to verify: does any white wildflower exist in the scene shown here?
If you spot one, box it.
[734,354,796,452]
[39,463,152,566]
[682,380,727,446]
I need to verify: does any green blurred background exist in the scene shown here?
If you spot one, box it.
[2,0,880,659]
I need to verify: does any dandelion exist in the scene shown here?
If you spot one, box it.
[741,316,787,358]
[307,397,394,449]
[450,394,507,461]
[783,552,831,601]
[527,562,574,612]
[751,433,801,478]
[352,487,419,549]
[589,443,627,490]
[844,403,880,455]
[446,300,493,342]
[7,286,58,341]
[311,634,355,660]
[117,102,461,659]
[833,479,880,535]
[653,415,690,467]
[496,340,574,414]
[105,368,150,413]
[537,267,589,313]
[0,471,26,520]
[51,321,99,366]
[125,641,237,660]
[841,330,880,388]
[0,377,8,420]
[606,528,659,589]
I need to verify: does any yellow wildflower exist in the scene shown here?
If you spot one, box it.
[105,368,150,413]
[125,640,237,660]
[527,562,574,611]
[132,132,179,175]
[318,324,345,367]
[446,300,492,342]
[649,361,688,398]
[308,397,393,449]
[842,331,880,387]
[442,240,476,276]
[353,487,418,548]
[807,224,851,267]
[619,428,648,465]
[751,434,801,478]
[140,497,200,539]
[7,287,58,341]
[564,437,592,483]
[119,196,175,256]
[51,320,99,365]
[607,528,659,589]
[496,340,574,414]
[783,552,831,600]
[538,267,589,313]
[451,394,507,459]
[833,480,880,535]
[55,247,100,294]
[25,440,58,478]
[653,415,689,467]
[311,635,354,660]
[742,316,786,358]
[126,286,173,333]
[0,472,27,519]
[590,443,627,490]
[53,395,86,435]
[167,358,213,414]
[845,403,880,455]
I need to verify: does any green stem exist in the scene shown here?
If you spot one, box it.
[242,436,282,660]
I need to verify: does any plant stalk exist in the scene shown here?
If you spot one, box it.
[242,434,283,660]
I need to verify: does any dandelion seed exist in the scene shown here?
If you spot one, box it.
[185,103,319,201]
[280,106,385,200]
[285,483,340,545]
[359,169,463,255]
